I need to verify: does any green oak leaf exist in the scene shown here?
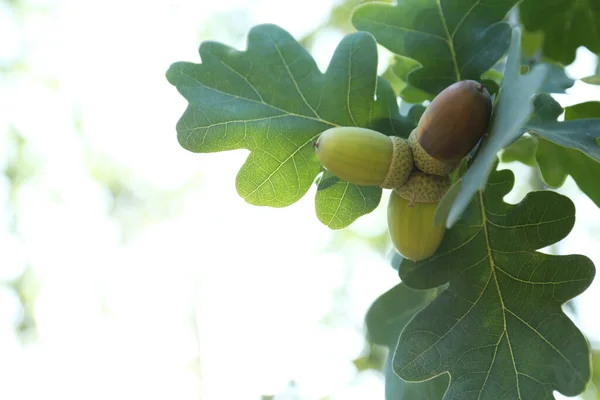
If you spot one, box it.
[396,167,595,400]
[501,136,537,166]
[366,283,449,399]
[167,24,413,228]
[535,98,600,206]
[390,56,432,103]
[315,172,381,229]
[439,28,547,228]
[520,30,575,94]
[526,114,600,164]
[351,0,515,97]
[519,0,600,65]
[538,61,574,94]
[503,96,600,207]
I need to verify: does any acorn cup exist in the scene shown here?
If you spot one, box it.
[409,80,492,176]
[387,172,450,262]
[314,127,413,189]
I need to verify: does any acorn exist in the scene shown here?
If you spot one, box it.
[314,127,413,189]
[409,80,492,176]
[387,172,448,261]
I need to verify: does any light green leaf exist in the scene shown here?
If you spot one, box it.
[501,136,538,167]
[352,0,515,96]
[519,0,600,65]
[366,283,449,399]
[396,167,595,400]
[582,75,600,85]
[167,24,414,227]
[390,56,432,103]
[443,28,547,228]
[315,172,381,230]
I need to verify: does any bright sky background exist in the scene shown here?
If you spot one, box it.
[1,0,599,399]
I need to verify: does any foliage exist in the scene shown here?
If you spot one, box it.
[396,167,594,399]
[167,25,414,228]
[519,0,600,65]
[167,1,600,398]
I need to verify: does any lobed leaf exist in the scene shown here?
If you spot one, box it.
[167,24,414,227]
[504,96,600,207]
[519,0,600,65]
[352,0,516,96]
[396,167,595,400]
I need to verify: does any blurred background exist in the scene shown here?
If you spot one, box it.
[1,0,600,399]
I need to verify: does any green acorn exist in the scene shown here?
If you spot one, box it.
[409,80,492,176]
[387,191,446,262]
[387,172,449,261]
[314,127,413,189]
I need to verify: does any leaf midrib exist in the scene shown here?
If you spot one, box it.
[477,190,587,398]
[478,190,523,399]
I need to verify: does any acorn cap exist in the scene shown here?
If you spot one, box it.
[414,80,492,167]
[380,136,413,189]
[395,171,450,205]
[408,129,456,176]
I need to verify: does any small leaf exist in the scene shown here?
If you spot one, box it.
[519,0,600,65]
[167,24,413,227]
[352,0,515,96]
[315,172,381,230]
[390,56,432,103]
[396,167,595,399]
[501,136,538,167]
[443,28,547,228]
[526,119,600,163]
[533,98,600,207]
[366,283,448,399]
[539,61,574,94]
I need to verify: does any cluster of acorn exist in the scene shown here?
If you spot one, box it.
[314,80,492,262]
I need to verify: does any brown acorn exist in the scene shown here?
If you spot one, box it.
[409,80,492,175]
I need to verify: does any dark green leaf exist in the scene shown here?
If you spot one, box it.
[519,0,600,65]
[396,167,595,399]
[366,283,448,399]
[534,98,600,206]
[539,61,574,94]
[501,136,537,166]
[167,24,414,227]
[384,354,449,400]
[352,0,515,96]
[367,283,440,347]
[526,119,600,163]
[442,29,547,228]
